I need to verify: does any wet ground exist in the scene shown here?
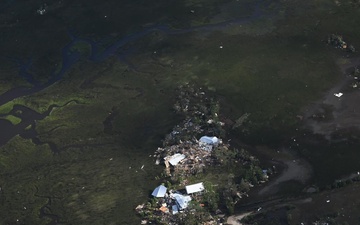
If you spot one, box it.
[1,0,360,224]
[302,57,360,139]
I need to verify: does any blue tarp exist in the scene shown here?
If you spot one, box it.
[172,205,179,215]
[151,185,167,197]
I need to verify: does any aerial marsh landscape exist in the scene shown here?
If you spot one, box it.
[1,0,360,224]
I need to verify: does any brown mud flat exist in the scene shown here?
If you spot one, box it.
[230,181,360,225]
[288,181,360,224]
[302,57,360,139]
[257,157,312,197]
[242,145,313,199]
[229,56,360,224]
[227,212,253,225]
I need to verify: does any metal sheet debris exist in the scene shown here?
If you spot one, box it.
[172,205,179,215]
[151,185,167,197]
[199,136,219,145]
[166,153,186,166]
[172,193,192,210]
[186,182,205,194]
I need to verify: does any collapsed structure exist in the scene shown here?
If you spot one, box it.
[327,34,356,52]
[135,84,269,224]
[155,135,223,179]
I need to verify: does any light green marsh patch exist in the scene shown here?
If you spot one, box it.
[1,115,22,125]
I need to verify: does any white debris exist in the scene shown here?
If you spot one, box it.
[36,4,47,15]
[199,136,219,145]
[186,182,205,194]
[198,136,220,151]
[326,200,330,203]
[334,92,343,98]
[166,153,186,166]
[171,193,192,210]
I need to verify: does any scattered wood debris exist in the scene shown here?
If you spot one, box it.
[136,84,269,224]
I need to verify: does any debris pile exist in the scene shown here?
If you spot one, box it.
[135,182,223,225]
[350,66,360,89]
[168,85,225,143]
[136,84,269,224]
[154,135,225,179]
[152,84,229,180]
[327,34,355,52]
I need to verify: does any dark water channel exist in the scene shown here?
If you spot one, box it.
[0,1,274,224]
[0,0,268,146]
[0,101,80,152]
[0,104,50,146]
[1,0,273,99]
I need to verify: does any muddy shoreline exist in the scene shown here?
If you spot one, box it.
[301,56,360,139]
[229,55,360,224]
